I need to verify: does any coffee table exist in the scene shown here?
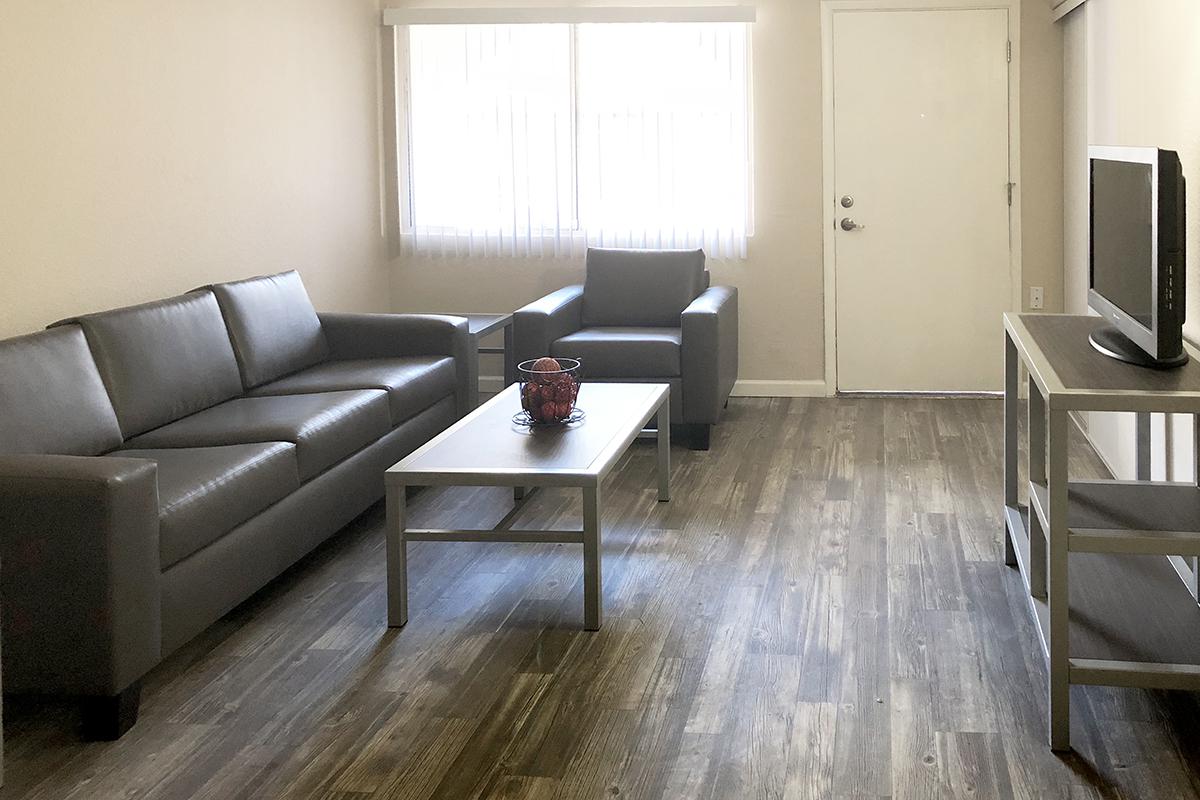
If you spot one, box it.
[385,382,670,630]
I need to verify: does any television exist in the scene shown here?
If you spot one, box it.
[1088,145,1187,368]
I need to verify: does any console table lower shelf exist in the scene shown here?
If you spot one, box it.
[1005,492,1200,691]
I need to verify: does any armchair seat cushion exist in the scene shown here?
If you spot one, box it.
[115,443,300,568]
[246,357,456,426]
[551,327,682,377]
[122,390,390,481]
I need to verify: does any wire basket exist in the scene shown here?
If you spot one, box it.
[513,357,583,427]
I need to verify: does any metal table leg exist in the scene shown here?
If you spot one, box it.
[1028,375,1047,598]
[503,323,516,387]
[657,396,670,502]
[1004,331,1018,566]
[386,483,409,627]
[467,332,482,410]
[1047,408,1071,751]
[1136,412,1152,480]
[583,485,602,631]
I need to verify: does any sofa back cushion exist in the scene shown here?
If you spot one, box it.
[208,271,329,389]
[57,292,245,439]
[582,248,707,327]
[0,326,124,455]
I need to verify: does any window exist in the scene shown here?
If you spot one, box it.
[401,21,752,259]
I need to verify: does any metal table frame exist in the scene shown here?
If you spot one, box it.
[1003,313,1200,751]
[386,383,670,631]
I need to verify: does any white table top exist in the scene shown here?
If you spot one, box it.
[386,382,669,487]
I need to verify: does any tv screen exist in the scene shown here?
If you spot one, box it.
[1091,158,1154,331]
[1086,145,1185,368]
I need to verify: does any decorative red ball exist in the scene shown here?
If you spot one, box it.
[531,357,561,373]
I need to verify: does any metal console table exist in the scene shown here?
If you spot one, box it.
[1004,312,1200,751]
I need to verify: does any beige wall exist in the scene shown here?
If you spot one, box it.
[1021,0,1065,315]
[386,0,1064,390]
[1063,0,1200,480]
[0,0,390,339]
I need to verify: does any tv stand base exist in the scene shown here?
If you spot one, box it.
[1088,325,1188,369]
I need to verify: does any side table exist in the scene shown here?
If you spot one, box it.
[442,313,514,409]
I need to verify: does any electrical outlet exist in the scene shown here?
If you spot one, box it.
[1029,286,1044,310]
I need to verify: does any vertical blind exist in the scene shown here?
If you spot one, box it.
[403,21,753,259]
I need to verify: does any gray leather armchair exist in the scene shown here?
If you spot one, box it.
[513,248,738,449]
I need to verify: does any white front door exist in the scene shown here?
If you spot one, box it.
[831,7,1012,392]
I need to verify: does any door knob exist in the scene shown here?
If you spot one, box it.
[840,217,865,231]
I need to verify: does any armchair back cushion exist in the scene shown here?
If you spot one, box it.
[208,270,329,388]
[0,326,124,455]
[582,248,706,327]
[56,292,245,439]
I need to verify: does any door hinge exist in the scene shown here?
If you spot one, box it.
[1007,182,1015,206]
[1007,40,1012,63]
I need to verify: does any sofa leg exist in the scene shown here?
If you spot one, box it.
[82,681,142,741]
[689,424,711,451]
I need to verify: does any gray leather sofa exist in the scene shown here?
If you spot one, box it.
[513,248,738,449]
[0,271,468,739]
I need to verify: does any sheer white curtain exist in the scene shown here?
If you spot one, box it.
[404,22,752,259]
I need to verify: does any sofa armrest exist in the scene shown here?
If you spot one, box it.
[513,285,584,365]
[318,312,472,416]
[0,454,161,696]
[681,286,739,424]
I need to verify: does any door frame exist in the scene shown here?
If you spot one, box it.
[820,0,1023,394]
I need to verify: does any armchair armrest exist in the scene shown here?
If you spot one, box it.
[681,286,739,424]
[513,285,584,365]
[318,312,472,416]
[0,454,161,696]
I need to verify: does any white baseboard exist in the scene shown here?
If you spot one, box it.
[731,379,828,397]
[479,375,829,398]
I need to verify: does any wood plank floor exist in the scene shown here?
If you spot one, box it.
[4,397,1200,799]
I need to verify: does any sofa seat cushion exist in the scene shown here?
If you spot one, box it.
[116,443,300,568]
[551,327,682,377]
[246,357,456,426]
[122,390,390,481]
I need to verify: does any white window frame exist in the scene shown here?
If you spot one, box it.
[384,6,757,256]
